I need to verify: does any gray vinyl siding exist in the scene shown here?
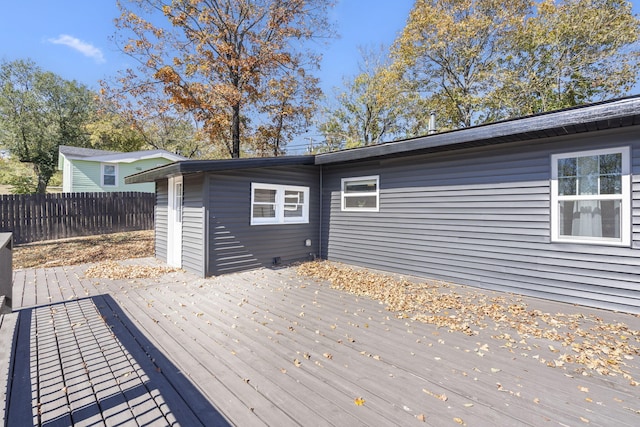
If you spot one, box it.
[182,174,206,276]
[322,127,640,313]
[207,166,320,276]
[155,180,168,262]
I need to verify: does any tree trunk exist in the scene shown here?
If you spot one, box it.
[232,104,241,158]
[33,160,56,194]
[33,165,49,194]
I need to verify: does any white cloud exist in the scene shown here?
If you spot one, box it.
[48,34,105,64]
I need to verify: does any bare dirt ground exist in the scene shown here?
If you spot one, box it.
[12,230,154,269]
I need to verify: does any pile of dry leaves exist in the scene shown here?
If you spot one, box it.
[13,230,154,269]
[298,261,640,385]
[84,260,180,280]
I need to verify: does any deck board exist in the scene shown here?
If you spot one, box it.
[0,312,18,424]
[3,258,640,426]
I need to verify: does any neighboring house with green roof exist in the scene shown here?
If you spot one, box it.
[58,145,186,193]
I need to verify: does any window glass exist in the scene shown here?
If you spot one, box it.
[344,195,377,209]
[344,179,377,193]
[558,200,620,239]
[251,184,309,225]
[252,189,277,218]
[341,176,379,211]
[284,190,305,218]
[175,182,183,223]
[254,188,276,203]
[552,147,629,245]
[102,164,117,186]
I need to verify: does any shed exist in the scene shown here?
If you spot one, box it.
[127,96,640,313]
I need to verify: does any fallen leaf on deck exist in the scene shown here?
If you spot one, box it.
[297,261,640,384]
[354,397,366,406]
[293,359,302,367]
[453,417,465,425]
[579,386,589,393]
[423,388,448,401]
[85,260,179,279]
[416,414,426,422]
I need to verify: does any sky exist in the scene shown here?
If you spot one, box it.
[0,0,639,154]
[0,0,414,94]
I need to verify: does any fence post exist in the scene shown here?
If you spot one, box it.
[0,232,12,314]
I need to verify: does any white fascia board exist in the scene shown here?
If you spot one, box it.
[73,151,185,164]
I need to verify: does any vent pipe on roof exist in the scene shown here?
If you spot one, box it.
[428,111,437,135]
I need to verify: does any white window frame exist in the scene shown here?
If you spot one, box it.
[250,183,310,225]
[101,163,118,187]
[550,146,630,246]
[341,175,380,212]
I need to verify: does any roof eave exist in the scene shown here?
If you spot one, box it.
[314,96,640,165]
[125,155,316,184]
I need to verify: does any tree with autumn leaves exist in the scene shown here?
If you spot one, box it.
[319,0,640,147]
[105,0,333,159]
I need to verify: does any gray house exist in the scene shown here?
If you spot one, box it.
[127,96,640,313]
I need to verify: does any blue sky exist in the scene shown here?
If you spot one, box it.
[0,0,414,94]
[1,1,639,94]
[1,0,639,154]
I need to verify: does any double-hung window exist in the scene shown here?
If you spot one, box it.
[251,183,309,225]
[341,175,379,211]
[101,163,117,187]
[551,147,630,246]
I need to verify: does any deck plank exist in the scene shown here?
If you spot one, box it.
[5,308,38,426]
[135,281,372,426]
[107,283,282,426]
[205,270,529,425]
[148,274,430,426]
[0,312,18,424]
[4,259,640,426]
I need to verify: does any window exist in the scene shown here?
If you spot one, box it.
[175,181,183,224]
[101,164,117,187]
[341,175,379,212]
[551,147,630,246]
[251,183,309,225]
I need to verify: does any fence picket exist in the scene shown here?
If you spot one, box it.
[0,192,155,244]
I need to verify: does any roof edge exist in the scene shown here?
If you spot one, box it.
[125,155,316,184]
[315,95,640,165]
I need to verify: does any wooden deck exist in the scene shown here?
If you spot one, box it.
[1,258,639,426]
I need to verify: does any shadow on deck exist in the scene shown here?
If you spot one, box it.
[4,294,230,426]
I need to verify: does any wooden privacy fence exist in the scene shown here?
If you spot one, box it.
[0,192,155,244]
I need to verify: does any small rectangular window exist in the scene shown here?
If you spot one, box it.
[101,164,117,187]
[175,182,183,223]
[341,176,379,212]
[551,147,630,246]
[251,183,309,225]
